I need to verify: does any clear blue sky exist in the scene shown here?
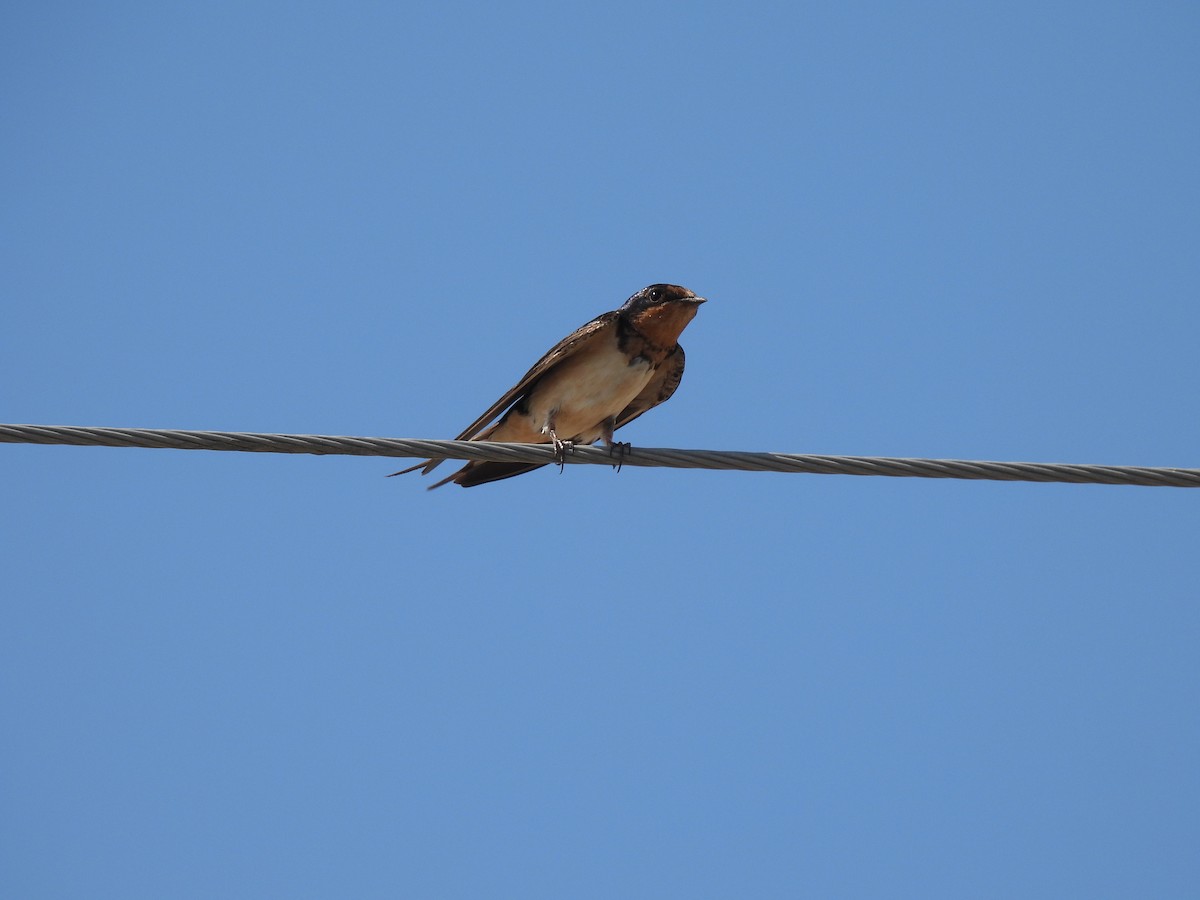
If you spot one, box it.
[3,3,1198,897]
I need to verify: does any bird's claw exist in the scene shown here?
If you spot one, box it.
[552,436,574,472]
[608,441,631,473]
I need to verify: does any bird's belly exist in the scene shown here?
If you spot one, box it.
[527,350,653,440]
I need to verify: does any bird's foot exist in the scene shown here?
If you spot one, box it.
[551,433,575,472]
[607,441,631,473]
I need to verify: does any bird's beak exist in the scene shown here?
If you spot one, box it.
[691,296,707,304]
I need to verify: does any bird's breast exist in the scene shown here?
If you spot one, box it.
[523,336,654,439]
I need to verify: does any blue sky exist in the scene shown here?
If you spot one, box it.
[3,2,1198,897]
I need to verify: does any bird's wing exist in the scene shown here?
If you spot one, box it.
[613,343,686,431]
[451,310,620,441]
[392,311,621,477]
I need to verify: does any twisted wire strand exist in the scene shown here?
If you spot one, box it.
[0,424,1195,489]
[1,423,1196,488]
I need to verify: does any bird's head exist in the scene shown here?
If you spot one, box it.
[619,283,706,348]
[621,283,706,313]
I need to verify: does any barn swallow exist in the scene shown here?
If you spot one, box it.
[391,283,706,488]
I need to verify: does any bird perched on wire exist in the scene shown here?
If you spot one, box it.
[392,283,706,488]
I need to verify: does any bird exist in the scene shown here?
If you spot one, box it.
[392,283,706,488]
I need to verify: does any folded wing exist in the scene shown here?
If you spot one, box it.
[390,311,620,478]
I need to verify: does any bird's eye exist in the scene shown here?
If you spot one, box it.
[648,288,661,301]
